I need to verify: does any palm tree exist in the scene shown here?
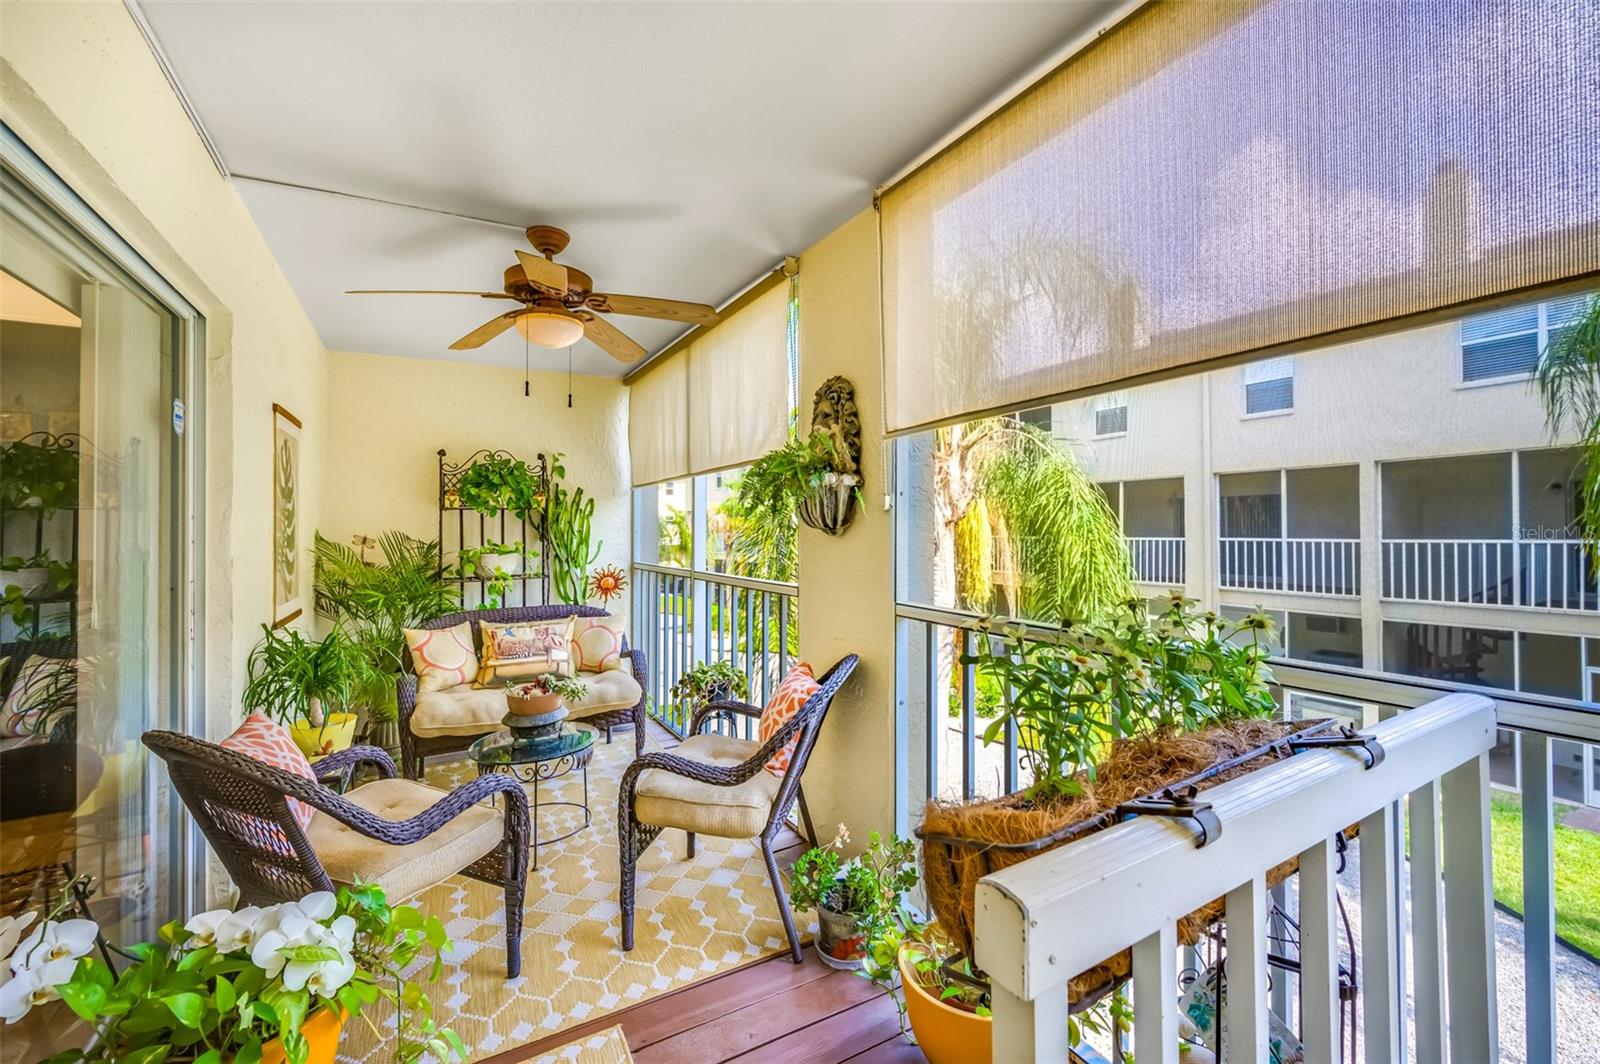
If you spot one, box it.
[1535,294,1600,564]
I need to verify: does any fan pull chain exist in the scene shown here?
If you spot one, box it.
[567,344,573,408]
[524,333,530,397]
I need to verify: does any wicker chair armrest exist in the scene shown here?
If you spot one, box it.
[396,673,419,719]
[688,698,764,737]
[314,744,396,781]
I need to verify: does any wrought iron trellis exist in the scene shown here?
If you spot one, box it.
[437,448,551,609]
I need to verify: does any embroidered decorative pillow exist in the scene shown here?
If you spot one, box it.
[475,617,574,686]
[403,622,477,692]
[0,655,76,738]
[220,713,318,829]
[571,616,625,674]
[757,662,820,776]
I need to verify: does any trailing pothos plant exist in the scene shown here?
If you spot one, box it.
[3,879,464,1064]
[964,593,1278,802]
[456,455,540,522]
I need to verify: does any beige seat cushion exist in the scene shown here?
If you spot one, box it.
[306,778,504,902]
[633,733,780,840]
[411,665,642,738]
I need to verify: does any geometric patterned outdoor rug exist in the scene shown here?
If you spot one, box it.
[529,1024,632,1064]
[337,731,809,1062]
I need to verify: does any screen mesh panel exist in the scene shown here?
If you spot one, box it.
[879,0,1600,435]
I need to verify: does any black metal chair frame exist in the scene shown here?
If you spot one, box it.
[617,655,859,963]
[397,605,648,779]
[143,731,531,978]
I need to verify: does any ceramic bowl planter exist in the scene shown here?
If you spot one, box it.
[0,565,50,596]
[476,550,524,578]
[289,711,359,758]
[898,945,990,1064]
[797,474,859,536]
[815,900,869,969]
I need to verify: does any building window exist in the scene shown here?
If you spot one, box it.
[1460,296,1590,384]
[1243,357,1294,415]
[1093,404,1127,437]
[1017,406,1053,433]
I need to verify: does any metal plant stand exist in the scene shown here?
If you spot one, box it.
[468,724,597,869]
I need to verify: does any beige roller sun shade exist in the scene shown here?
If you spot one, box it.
[628,351,688,487]
[878,0,1600,435]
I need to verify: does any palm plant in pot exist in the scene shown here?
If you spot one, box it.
[787,828,916,969]
[242,624,378,758]
[313,532,459,759]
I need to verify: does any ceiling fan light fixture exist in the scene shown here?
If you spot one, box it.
[515,307,585,348]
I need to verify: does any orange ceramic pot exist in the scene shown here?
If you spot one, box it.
[260,1007,345,1064]
[898,945,990,1064]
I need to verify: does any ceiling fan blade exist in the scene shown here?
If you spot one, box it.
[588,293,720,325]
[514,251,570,296]
[449,312,519,350]
[345,289,517,299]
[580,312,647,363]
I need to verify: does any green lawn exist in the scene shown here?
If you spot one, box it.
[1486,792,1600,960]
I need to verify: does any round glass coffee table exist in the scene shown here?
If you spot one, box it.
[467,722,597,869]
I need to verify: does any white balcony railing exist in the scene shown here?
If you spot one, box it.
[1218,536,1360,596]
[975,693,1498,1063]
[1125,535,1185,586]
[631,562,798,735]
[1383,538,1600,612]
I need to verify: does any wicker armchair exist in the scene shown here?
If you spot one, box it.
[398,605,648,779]
[617,655,859,963]
[143,731,531,978]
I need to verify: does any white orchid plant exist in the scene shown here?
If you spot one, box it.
[1,878,464,1064]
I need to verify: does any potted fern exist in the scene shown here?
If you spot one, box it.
[739,428,860,537]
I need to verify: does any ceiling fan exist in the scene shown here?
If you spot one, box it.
[346,225,719,362]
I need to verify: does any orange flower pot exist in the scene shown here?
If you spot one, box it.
[898,945,990,1064]
[261,1007,345,1064]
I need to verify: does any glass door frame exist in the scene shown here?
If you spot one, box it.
[1,121,208,916]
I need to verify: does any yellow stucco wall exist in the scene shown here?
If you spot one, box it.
[0,2,330,738]
[795,208,898,843]
[322,349,632,623]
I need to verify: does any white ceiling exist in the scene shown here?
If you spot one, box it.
[138,1,1116,376]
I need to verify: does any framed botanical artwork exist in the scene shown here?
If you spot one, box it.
[271,403,303,627]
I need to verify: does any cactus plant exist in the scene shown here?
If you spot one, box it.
[547,481,601,604]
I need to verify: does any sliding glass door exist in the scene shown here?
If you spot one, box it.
[0,138,197,1022]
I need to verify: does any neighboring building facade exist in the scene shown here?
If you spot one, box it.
[1042,293,1599,805]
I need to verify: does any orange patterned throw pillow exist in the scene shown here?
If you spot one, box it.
[757,662,821,777]
[403,621,476,692]
[475,617,575,686]
[221,713,318,829]
[571,616,625,674]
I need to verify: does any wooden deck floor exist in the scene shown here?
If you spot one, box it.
[485,717,928,1064]
[491,948,927,1063]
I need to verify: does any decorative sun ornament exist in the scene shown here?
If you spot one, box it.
[588,565,627,604]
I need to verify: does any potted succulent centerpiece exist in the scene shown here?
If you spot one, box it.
[788,828,915,970]
[0,878,464,1064]
[243,623,378,758]
[504,673,588,742]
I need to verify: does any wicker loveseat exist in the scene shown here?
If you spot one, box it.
[398,605,647,779]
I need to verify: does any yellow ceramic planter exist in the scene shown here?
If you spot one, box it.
[899,944,991,1064]
[261,1007,345,1064]
[290,712,358,758]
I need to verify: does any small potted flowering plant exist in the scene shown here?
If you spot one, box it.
[505,672,588,718]
[787,827,916,970]
[0,878,464,1064]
